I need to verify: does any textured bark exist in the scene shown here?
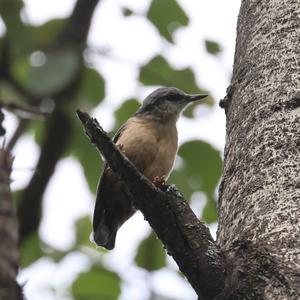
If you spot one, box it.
[218,0,300,298]
[0,149,23,299]
[76,110,225,300]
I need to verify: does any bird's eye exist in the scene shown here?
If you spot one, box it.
[167,93,182,102]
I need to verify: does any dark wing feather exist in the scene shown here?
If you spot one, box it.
[93,123,135,250]
[92,123,127,229]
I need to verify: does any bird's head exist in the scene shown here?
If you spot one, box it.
[135,87,208,121]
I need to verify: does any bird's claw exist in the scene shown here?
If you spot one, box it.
[153,175,166,188]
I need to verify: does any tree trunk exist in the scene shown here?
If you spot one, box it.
[0,149,23,299]
[77,0,300,298]
[217,0,300,298]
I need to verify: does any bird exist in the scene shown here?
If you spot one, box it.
[93,87,208,250]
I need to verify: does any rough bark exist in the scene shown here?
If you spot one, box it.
[76,110,225,300]
[218,0,300,298]
[0,149,23,300]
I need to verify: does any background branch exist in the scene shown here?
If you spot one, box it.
[17,0,100,242]
[76,110,225,300]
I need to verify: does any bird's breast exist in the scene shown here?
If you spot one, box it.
[116,117,178,181]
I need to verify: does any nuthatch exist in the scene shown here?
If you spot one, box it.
[93,87,208,249]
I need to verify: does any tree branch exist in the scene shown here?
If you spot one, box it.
[76,110,225,300]
[5,119,29,154]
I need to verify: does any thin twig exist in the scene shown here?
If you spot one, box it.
[0,101,50,119]
[5,118,29,153]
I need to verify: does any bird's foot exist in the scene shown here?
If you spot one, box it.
[153,175,166,189]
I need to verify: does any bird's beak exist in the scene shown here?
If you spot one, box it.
[187,94,208,102]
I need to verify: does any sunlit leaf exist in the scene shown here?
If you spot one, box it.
[114,98,140,129]
[77,67,105,108]
[205,40,222,55]
[147,0,189,43]
[135,231,166,271]
[72,266,121,300]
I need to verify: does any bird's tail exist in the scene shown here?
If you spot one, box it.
[93,217,117,250]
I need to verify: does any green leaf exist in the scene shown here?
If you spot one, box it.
[113,98,140,129]
[27,119,45,146]
[72,266,121,300]
[139,55,204,94]
[20,232,69,266]
[77,67,105,108]
[147,0,189,43]
[71,117,103,193]
[135,231,166,271]
[0,0,23,26]
[12,48,81,97]
[139,55,213,117]
[169,140,222,223]
[31,19,66,49]
[75,215,92,247]
[122,7,134,17]
[205,40,222,55]
[0,0,32,57]
[178,140,222,194]
[20,232,44,268]
[0,81,26,103]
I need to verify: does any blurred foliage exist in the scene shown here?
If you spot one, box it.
[140,55,200,94]
[72,266,121,300]
[0,0,224,299]
[205,40,222,55]
[135,231,166,271]
[13,48,82,97]
[147,0,189,43]
[113,98,140,130]
[71,117,103,192]
[122,7,134,17]
[169,140,222,223]
[20,232,44,268]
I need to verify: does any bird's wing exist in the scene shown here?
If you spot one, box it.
[93,121,137,249]
[92,122,127,229]
[92,117,157,249]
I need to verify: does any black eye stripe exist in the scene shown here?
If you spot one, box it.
[166,93,183,101]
